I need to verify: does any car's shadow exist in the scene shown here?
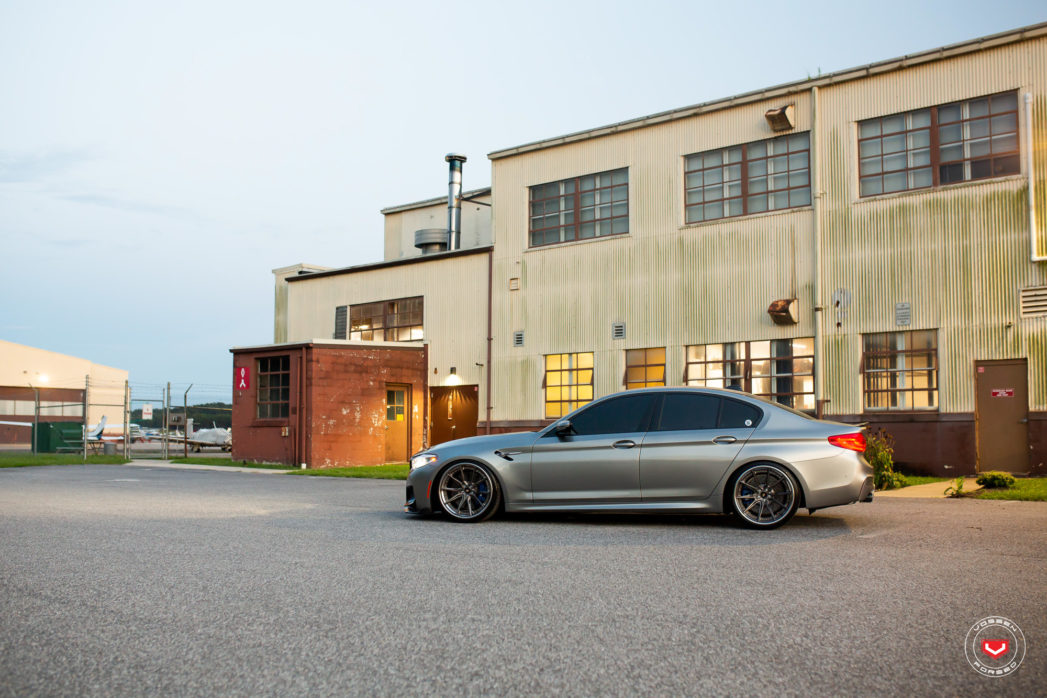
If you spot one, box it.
[385,509,853,547]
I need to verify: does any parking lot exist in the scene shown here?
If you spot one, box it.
[1,464,1044,696]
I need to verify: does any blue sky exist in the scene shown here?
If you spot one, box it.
[1,0,1044,401]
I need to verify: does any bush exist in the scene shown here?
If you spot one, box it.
[976,471,1016,489]
[865,429,905,490]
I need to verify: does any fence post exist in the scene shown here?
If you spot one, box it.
[82,375,89,463]
[123,380,130,460]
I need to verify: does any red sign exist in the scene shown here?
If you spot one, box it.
[982,640,1009,657]
[236,366,250,390]
[991,389,1014,398]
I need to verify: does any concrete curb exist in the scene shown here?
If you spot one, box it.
[121,460,293,475]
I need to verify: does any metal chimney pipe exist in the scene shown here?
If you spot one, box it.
[445,153,466,250]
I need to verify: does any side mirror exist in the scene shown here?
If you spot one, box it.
[553,419,574,436]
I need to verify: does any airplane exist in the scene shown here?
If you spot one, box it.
[143,423,232,452]
[0,416,110,440]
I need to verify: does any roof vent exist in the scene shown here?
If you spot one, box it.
[1020,286,1047,317]
[414,228,449,255]
[612,322,626,340]
[513,331,524,347]
[765,104,795,132]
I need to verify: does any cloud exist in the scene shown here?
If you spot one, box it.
[0,149,93,183]
[58,193,196,220]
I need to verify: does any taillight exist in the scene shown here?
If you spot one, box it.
[828,433,867,452]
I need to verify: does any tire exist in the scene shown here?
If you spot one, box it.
[729,463,800,529]
[436,461,500,523]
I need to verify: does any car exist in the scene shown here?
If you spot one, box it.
[405,387,874,529]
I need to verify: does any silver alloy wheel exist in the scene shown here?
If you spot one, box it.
[438,462,497,521]
[732,464,797,527]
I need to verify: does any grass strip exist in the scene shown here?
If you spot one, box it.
[288,463,409,480]
[0,454,129,467]
[973,478,1047,502]
[168,457,290,470]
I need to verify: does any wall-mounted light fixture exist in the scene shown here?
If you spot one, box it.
[764,104,795,132]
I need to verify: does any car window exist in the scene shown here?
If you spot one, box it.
[569,393,657,436]
[719,398,762,428]
[653,393,720,431]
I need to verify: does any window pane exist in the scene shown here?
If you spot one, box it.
[655,394,720,431]
[570,394,656,435]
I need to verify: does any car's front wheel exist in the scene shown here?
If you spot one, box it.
[729,463,799,529]
[436,462,500,523]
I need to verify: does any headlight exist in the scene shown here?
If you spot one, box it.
[410,453,438,470]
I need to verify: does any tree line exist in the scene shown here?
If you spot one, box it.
[130,402,232,429]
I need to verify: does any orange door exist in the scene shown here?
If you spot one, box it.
[384,385,410,463]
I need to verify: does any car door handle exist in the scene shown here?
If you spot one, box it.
[612,440,636,449]
[712,436,737,445]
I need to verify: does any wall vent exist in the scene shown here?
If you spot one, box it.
[895,302,912,326]
[513,331,524,347]
[612,322,626,340]
[509,277,520,291]
[1020,286,1047,317]
[334,305,347,339]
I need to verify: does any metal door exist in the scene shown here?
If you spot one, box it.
[975,359,1029,473]
[429,385,479,446]
[384,385,410,463]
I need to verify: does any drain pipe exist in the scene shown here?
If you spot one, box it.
[1026,93,1046,262]
[811,85,826,417]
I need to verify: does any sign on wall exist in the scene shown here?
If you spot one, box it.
[236,366,250,390]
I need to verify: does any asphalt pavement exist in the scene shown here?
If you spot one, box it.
[1,464,1044,696]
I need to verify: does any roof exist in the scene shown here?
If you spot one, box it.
[488,21,1047,160]
[380,187,492,215]
[284,245,493,283]
[230,339,425,353]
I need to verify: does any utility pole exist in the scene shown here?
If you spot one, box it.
[30,383,39,457]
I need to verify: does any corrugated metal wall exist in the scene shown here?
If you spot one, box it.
[285,252,490,403]
[491,35,1047,421]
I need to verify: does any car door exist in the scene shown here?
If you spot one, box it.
[530,392,657,504]
[640,393,761,501]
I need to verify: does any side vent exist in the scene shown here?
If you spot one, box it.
[334,306,347,339]
[612,322,626,340]
[512,331,525,347]
[1020,286,1047,317]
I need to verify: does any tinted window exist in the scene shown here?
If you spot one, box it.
[720,399,762,428]
[569,394,656,436]
[654,393,720,431]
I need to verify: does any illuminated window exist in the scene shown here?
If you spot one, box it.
[529,168,628,247]
[625,347,666,389]
[684,132,810,223]
[386,389,406,421]
[544,352,594,418]
[862,330,938,411]
[686,338,814,411]
[858,91,1019,197]
[345,296,423,342]
[257,355,290,419]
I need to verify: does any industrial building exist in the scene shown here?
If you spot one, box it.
[0,339,128,447]
[232,23,1047,475]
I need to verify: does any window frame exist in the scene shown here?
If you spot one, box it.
[528,168,629,248]
[857,91,1020,198]
[683,132,811,224]
[543,352,595,418]
[861,330,939,412]
[347,296,423,342]
[685,338,815,411]
[624,347,666,389]
[256,355,291,420]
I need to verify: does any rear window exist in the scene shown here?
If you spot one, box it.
[720,399,762,428]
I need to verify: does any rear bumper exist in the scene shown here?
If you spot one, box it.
[802,452,875,510]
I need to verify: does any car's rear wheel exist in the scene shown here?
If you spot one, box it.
[729,463,799,529]
[437,462,500,523]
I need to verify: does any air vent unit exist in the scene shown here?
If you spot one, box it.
[612,322,626,340]
[334,306,347,339]
[1020,286,1047,317]
[513,331,524,347]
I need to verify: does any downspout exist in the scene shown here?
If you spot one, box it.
[1026,93,1047,262]
[811,85,826,416]
[486,249,493,434]
[298,345,307,467]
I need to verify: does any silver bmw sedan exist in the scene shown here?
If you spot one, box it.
[404,387,874,529]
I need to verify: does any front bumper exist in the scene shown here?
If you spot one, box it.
[404,466,437,514]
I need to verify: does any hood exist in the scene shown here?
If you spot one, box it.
[427,430,538,455]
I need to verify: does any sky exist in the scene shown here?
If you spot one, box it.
[1,0,1044,402]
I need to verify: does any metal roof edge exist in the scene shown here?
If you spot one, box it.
[230,339,427,353]
[380,187,492,215]
[284,245,493,282]
[488,22,1047,160]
